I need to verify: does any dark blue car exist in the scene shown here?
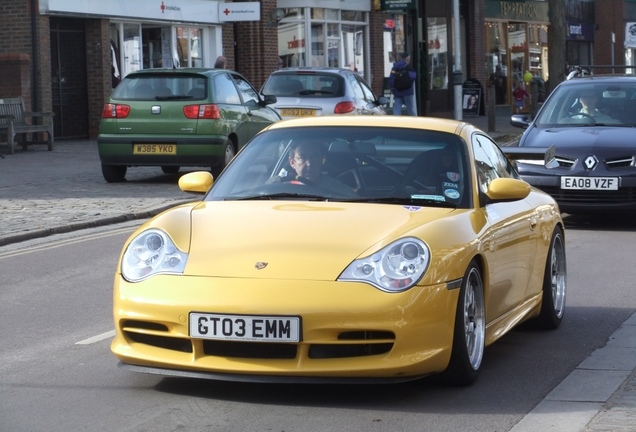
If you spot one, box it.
[510,75,636,214]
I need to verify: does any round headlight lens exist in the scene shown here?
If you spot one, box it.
[121,229,188,282]
[339,237,430,292]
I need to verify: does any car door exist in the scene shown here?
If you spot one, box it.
[472,134,538,321]
[212,72,251,146]
[232,73,280,147]
[357,76,386,114]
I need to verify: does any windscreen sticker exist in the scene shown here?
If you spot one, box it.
[447,172,460,182]
[444,189,460,199]
[411,194,447,202]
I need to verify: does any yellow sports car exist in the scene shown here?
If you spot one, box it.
[111,116,566,385]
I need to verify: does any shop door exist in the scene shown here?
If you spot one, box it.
[50,18,89,139]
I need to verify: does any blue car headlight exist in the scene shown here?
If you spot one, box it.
[121,229,188,282]
[338,237,430,292]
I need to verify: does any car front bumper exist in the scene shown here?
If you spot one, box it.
[520,174,636,213]
[111,275,460,382]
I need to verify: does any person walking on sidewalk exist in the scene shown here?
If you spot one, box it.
[389,52,417,116]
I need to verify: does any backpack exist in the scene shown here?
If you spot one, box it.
[394,67,412,90]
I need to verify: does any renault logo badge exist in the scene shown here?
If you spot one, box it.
[584,155,598,170]
[255,262,268,270]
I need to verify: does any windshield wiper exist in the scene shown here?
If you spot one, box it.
[231,192,328,201]
[336,196,457,208]
[155,95,193,100]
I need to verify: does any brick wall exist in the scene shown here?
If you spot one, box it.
[0,0,34,111]
[595,0,626,72]
[84,19,112,138]
[369,9,387,98]
[234,0,278,89]
[468,0,488,105]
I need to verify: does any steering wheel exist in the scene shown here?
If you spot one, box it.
[567,112,595,120]
[284,175,316,186]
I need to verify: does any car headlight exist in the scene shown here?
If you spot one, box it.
[338,238,430,292]
[121,229,188,282]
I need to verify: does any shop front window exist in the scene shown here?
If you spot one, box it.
[122,23,142,77]
[508,23,527,95]
[176,27,203,68]
[311,23,325,67]
[486,21,508,104]
[342,24,364,73]
[277,7,368,76]
[427,18,448,90]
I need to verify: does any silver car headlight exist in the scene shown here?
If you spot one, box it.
[338,237,430,292]
[121,229,188,282]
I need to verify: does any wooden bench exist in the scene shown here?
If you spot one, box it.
[0,97,55,154]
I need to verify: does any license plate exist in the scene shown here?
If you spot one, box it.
[189,313,300,342]
[560,176,619,190]
[280,108,317,117]
[133,144,177,155]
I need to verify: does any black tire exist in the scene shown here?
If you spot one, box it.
[102,164,127,183]
[534,226,567,330]
[211,141,236,178]
[444,260,486,386]
[161,165,180,174]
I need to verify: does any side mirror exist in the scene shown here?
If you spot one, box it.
[510,114,531,129]
[178,171,214,194]
[262,94,277,105]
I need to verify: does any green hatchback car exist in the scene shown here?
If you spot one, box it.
[97,68,280,182]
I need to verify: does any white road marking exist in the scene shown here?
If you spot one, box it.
[76,330,116,345]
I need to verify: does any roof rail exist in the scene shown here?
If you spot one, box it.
[567,65,636,80]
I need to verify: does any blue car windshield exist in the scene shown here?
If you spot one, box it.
[206,126,472,209]
[535,82,636,127]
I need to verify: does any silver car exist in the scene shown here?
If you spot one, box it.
[260,67,387,119]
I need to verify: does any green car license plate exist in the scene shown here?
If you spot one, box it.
[133,144,177,155]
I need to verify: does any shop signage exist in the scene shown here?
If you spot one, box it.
[626,23,636,49]
[218,2,261,22]
[485,1,549,23]
[378,0,416,11]
[42,0,220,24]
[566,22,594,42]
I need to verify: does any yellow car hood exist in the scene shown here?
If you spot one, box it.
[184,201,454,280]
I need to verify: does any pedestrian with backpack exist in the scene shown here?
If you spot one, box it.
[389,52,417,116]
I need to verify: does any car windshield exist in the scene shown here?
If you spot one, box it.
[261,73,346,97]
[111,74,208,101]
[207,126,471,208]
[535,81,636,127]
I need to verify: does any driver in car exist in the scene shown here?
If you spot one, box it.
[577,90,619,123]
[267,141,357,196]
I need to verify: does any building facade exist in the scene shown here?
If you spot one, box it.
[0,0,633,140]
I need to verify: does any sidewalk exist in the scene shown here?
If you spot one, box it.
[0,112,634,432]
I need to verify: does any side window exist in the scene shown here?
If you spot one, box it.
[233,74,260,106]
[357,77,377,102]
[346,74,365,101]
[471,134,514,194]
[213,73,241,104]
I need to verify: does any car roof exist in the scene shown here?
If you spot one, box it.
[264,115,474,135]
[270,67,357,75]
[125,68,228,77]
[561,75,636,86]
